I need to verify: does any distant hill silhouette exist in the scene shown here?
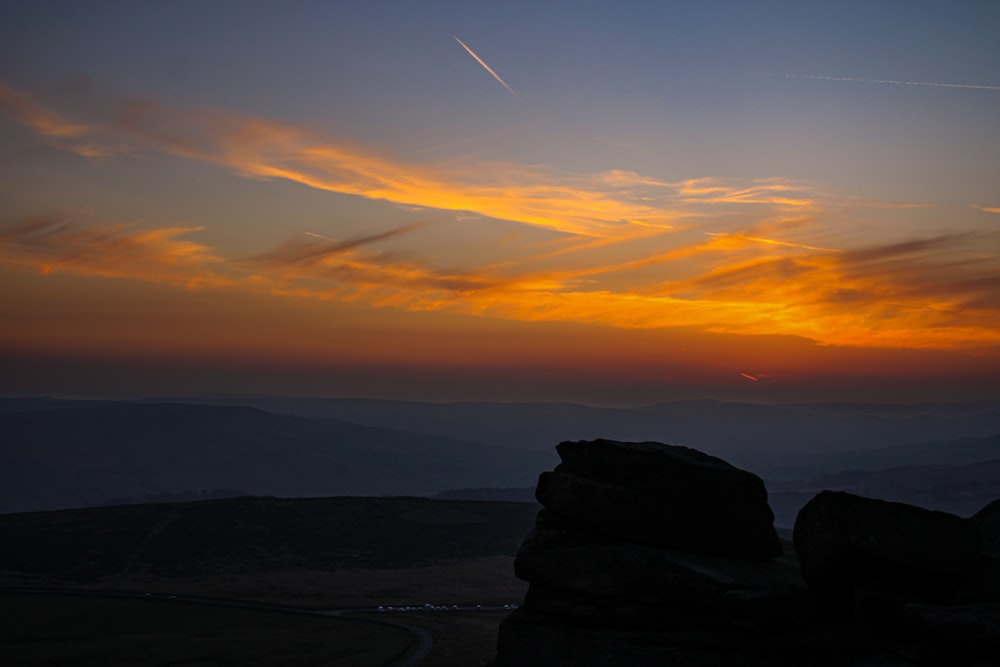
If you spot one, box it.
[4,397,999,513]
[435,487,538,503]
[766,453,1000,526]
[149,396,1000,477]
[0,402,554,513]
[812,433,1000,471]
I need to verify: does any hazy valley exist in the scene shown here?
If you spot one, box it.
[3,397,1000,519]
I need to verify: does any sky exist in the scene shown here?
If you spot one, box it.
[1,1,998,405]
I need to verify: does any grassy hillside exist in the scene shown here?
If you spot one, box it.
[0,495,537,605]
[0,495,538,666]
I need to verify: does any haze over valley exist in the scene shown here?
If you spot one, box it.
[4,396,999,523]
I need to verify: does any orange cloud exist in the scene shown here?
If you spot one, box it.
[660,234,1000,348]
[0,82,123,158]
[0,214,231,289]
[704,232,841,253]
[673,177,820,208]
[3,212,998,352]
[234,228,1000,352]
[0,82,89,139]
[1,82,829,239]
[2,81,997,354]
[111,99,683,238]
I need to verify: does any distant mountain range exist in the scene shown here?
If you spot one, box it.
[145,395,1000,475]
[2,396,999,514]
[0,401,554,513]
[767,455,1000,527]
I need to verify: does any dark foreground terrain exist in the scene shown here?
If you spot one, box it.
[0,496,539,666]
[1,592,412,667]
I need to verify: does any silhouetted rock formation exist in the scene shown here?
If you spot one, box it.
[974,498,1000,554]
[791,491,999,664]
[494,441,1000,666]
[495,440,811,666]
[516,510,807,632]
[794,491,981,619]
[535,439,782,559]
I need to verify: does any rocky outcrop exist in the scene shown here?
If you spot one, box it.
[791,491,999,663]
[534,439,783,559]
[515,509,806,631]
[793,491,981,618]
[493,440,1000,666]
[495,439,809,666]
[974,498,1000,554]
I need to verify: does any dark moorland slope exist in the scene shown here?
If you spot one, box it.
[0,495,539,585]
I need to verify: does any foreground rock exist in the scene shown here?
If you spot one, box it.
[794,491,981,619]
[495,439,805,666]
[494,440,1000,666]
[515,510,808,631]
[974,498,1000,555]
[535,439,782,559]
[790,492,1000,664]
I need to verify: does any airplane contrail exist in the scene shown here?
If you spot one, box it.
[779,73,1000,91]
[452,33,518,97]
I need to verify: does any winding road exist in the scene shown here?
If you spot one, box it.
[2,587,518,666]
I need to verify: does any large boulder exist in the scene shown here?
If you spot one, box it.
[534,439,782,559]
[953,497,1000,604]
[974,498,1000,555]
[515,510,810,630]
[793,491,981,618]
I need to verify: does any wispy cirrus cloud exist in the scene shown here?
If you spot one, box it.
[0,82,90,139]
[0,82,123,158]
[673,177,820,208]
[239,224,509,296]
[2,81,997,352]
[661,233,1000,348]
[111,98,680,238]
[7,212,996,352]
[0,81,828,240]
[0,214,231,288]
[245,224,425,267]
[247,227,1000,350]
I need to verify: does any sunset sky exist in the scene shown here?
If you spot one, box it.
[1,1,998,405]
